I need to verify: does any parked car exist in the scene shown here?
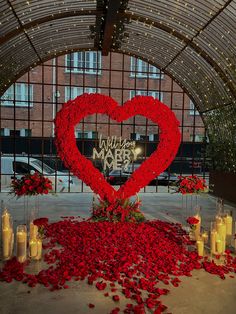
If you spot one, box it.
[107,165,178,186]
[0,156,76,192]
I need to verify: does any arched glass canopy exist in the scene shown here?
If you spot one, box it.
[0,0,236,170]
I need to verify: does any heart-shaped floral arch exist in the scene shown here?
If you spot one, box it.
[54,94,181,203]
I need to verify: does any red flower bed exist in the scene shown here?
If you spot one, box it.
[1,219,236,313]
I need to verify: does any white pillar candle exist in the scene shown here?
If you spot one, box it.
[2,228,11,259]
[216,239,223,254]
[210,230,217,254]
[2,209,10,229]
[216,221,224,238]
[196,239,204,256]
[221,222,227,238]
[35,238,42,260]
[29,222,38,239]
[16,226,27,263]
[224,214,233,236]
[29,238,38,258]
[202,231,208,243]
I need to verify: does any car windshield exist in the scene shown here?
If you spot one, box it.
[32,160,55,174]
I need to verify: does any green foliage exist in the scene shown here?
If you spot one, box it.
[91,196,145,223]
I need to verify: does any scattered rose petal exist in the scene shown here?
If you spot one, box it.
[0,219,236,313]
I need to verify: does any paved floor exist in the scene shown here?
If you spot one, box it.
[2,192,236,229]
[0,192,236,314]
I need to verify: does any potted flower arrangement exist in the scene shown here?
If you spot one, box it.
[173,175,208,226]
[10,172,53,197]
[10,172,53,222]
[174,175,208,195]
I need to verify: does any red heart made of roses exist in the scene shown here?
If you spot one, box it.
[54,94,181,203]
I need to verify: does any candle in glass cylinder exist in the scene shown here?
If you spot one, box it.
[210,229,217,254]
[35,238,42,260]
[29,222,38,239]
[216,220,224,237]
[194,214,201,240]
[196,238,204,256]
[215,215,222,226]
[221,222,227,238]
[216,239,223,254]
[202,231,208,243]
[224,214,233,236]
[2,208,10,229]
[2,228,12,259]
[29,238,38,259]
[2,208,14,260]
[16,225,27,263]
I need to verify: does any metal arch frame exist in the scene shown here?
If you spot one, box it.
[123,12,236,100]
[1,9,233,92]
[0,10,104,45]
[0,2,235,110]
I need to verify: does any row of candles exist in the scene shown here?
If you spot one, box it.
[193,200,235,257]
[1,208,42,262]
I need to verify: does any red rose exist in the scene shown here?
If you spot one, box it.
[88,304,95,308]
[112,295,120,302]
[33,217,49,228]
[186,217,199,225]
[96,281,107,290]
[37,187,43,193]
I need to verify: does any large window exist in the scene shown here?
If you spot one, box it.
[65,87,100,102]
[130,90,163,102]
[65,52,101,74]
[130,57,163,79]
[0,52,206,193]
[1,83,33,107]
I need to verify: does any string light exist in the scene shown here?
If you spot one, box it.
[0,1,235,171]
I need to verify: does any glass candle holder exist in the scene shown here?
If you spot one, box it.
[216,198,224,216]
[16,225,27,263]
[223,211,233,236]
[181,194,199,226]
[210,222,217,255]
[202,230,209,244]
[29,237,38,259]
[193,205,201,241]
[2,208,14,260]
[24,195,40,225]
[196,236,204,257]
[35,238,42,261]
[216,233,225,255]
[29,221,38,240]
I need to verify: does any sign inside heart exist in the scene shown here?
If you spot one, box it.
[54,94,181,203]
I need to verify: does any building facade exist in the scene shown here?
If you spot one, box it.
[0,51,205,142]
